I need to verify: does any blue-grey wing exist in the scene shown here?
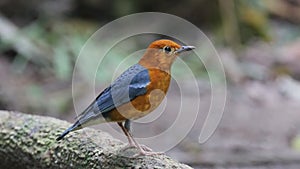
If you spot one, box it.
[77,64,150,120]
[57,64,150,140]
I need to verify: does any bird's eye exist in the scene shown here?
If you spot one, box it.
[163,46,172,54]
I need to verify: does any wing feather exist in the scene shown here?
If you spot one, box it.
[75,64,150,124]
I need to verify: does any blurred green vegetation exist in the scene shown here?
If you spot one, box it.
[0,0,300,116]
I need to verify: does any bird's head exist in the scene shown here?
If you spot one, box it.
[139,39,195,71]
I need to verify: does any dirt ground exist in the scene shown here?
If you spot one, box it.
[2,40,300,168]
[64,78,300,169]
[169,80,300,168]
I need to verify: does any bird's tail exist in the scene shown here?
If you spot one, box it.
[56,109,108,141]
[56,120,81,141]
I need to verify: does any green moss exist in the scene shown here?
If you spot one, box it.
[0,111,191,169]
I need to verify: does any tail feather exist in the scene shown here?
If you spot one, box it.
[56,109,108,141]
[56,121,81,141]
[56,129,70,141]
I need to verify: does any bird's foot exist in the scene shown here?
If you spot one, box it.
[132,150,164,157]
[122,144,152,152]
[140,144,153,152]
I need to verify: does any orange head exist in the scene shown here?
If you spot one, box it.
[139,39,194,71]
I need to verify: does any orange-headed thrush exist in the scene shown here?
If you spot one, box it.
[57,39,195,155]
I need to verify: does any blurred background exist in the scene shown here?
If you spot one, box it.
[1,0,300,168]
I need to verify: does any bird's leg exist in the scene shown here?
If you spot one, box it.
[124,120,153,152]
[118,121,163,156]
[118,120,154,153]
[119,120,163,156]
[128,131,164,157]
[117,122,134,147]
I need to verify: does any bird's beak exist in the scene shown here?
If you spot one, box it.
[175,46,195,54]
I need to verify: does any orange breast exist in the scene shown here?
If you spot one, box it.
[108,69,171,122]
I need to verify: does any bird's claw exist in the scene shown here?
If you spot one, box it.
[132,150,164,157]
[121,143,163,157]
[122,144,152,152]
[122,144,136,151]
[140,145,153,152]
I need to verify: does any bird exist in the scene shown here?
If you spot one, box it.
[56,39,195,156]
